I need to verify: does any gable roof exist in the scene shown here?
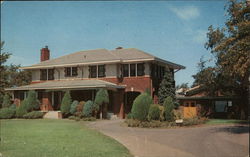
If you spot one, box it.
[21,48,185,70]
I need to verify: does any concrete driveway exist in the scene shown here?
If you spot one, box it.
[87,119,249,157]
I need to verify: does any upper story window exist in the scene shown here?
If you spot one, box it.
[40,69,54,80]
[122,63,145,77]
[65,67,78,77]
[89,65,105,78]
[130,64,136,76]
[122,64,129,77]
[98,65,105,78]
[137,63,145,76]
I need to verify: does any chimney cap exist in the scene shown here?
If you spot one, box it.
[45,45,48,49]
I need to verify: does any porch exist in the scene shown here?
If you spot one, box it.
[6,79,127,118]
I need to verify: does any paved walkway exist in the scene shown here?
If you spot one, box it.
[86,119,249,157]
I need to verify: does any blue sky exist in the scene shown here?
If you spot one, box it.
[1,1,227,86]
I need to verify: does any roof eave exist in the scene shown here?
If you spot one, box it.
[20,60,122,70]
[154,57,185,69]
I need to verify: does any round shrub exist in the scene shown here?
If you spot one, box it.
[131,93,153,121]
[70,100,79,115]
[148,104,160,121]
[60,91,72,117]
[0,108,16,119]
[23,111,44,119]
[82,100,94,117]
[164,97,175,122]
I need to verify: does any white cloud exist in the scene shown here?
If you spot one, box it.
[169,6,200,20]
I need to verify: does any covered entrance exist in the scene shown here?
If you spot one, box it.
[124,91,140,115]
[6,79,126,118]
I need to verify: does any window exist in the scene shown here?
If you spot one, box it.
[89,65,106,78]
[122,63,145,77]
[130,64,136,76]
[40,69,54,80]
[89,66,97,78]
[48,69,54,80]
[122,64,129,77]
[65,67,78,77]
[40,69,47,81]
[98,65,105,78]
[137,63,145,76]
[72,67,78,76]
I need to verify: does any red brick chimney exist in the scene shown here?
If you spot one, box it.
[40,46,50,62]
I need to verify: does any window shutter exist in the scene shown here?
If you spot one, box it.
[142,63,145,76]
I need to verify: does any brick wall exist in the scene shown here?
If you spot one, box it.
[100,76,152,93]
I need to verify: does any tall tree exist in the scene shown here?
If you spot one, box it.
[194,0,250,118]
[158,67,176,105]
[0,41,31,106]
[0,41,11,105]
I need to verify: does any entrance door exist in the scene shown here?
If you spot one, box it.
[124,92,140,114]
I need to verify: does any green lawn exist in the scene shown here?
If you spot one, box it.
[0,119,132,157]
[205,119,248,125]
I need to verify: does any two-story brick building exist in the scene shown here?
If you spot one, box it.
[6,46,185,118]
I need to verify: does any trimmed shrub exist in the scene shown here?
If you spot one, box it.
[174,110,183,120]
[70,100,79,115]
[94,89,109,118]
[68,116,76,120]
[75,101,85,117]
[76,101,85,113]
[182,117,206,126]
[125,119,163,128]
[16,100,28,118]
[82,117,96,121]
[158,105,165,121]
[60,91,72,117]
[82,100,94,117]
[131,93,153,121]
[163,97,175,122]
[25,90,40,111]
[2,94,12,108]
[148,104,160,121]
[23,111,44,119]
[126,112,134,119]
[0,108,16,119]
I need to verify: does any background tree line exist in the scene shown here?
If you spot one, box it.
[191,0,249,118]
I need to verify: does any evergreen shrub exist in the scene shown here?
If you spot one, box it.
[82,100,94,117]
[60,91,72,117]
[131,93,153,121]
[148,104,160,121]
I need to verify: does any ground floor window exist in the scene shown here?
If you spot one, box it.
[215,101,228,112]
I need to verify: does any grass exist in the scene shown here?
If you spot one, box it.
[0,119,132,157]
[205,119,248,125]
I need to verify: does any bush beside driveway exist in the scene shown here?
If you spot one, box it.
[87,119,249,157]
